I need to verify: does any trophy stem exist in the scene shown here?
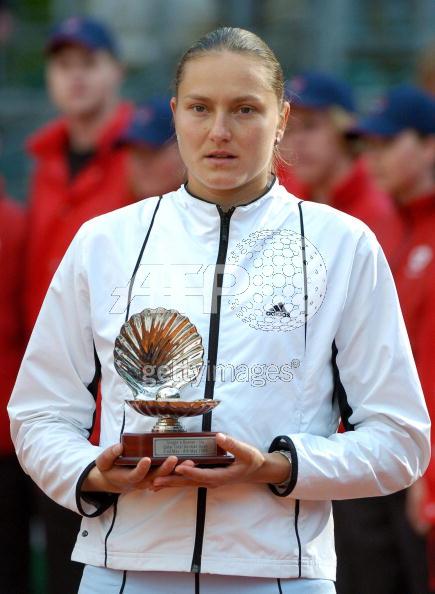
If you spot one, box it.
[152,416,186,433]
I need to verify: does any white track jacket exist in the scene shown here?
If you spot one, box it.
[8,181,431,580]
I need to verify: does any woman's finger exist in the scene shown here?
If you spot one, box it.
[96,443,123,472]
[125,457,152,484]
[152,474,197,489]
[174,462,243,485]
[216,433,256,462]
[151,456,178,478]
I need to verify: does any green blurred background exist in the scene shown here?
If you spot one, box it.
[1,0,434,203]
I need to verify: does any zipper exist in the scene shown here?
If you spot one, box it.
[191,204,235,573]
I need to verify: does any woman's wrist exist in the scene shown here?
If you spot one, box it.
[254,452,292,485]
[82,465,116,492]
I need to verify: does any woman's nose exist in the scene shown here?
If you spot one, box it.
[208,112,232,143]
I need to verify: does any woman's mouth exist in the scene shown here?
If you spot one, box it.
[205,151,238,164]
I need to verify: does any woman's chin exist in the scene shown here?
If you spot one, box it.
[194,172,249,193]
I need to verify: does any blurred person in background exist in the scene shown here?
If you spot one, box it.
[0,171,29,593]
[23,16,134,594]
[24,16,134,337]
[279,72,401,259]
[417,41,435,96]
[117,96,184,199]
[334,84,435,594]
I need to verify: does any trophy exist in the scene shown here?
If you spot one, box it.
[113,307,234,467]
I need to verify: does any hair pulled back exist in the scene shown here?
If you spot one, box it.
[174,27,284,106]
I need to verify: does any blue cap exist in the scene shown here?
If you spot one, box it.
[46,16,118,57]
[118,97,175,148]
[357,85,435,137]
[285,72,355,113]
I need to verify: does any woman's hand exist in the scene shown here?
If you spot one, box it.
[151,433,292,491]
[82,443,184,494]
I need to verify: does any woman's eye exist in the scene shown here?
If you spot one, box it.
[239,106,255,114]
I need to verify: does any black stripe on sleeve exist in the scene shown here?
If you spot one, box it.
[75,461,118,518]
[332,340,354,431]
[84,341,101,436]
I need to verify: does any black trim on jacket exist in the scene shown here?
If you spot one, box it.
[332,340,355,431]
[268,435,298,497]
[297,200,308,350]
[190,205,235,574]
[125,195,162,322]
[119,570,127,593]
[85,341,101,436]
[184,176,276,207]
[75,460,118,517]
[104,497,119,567]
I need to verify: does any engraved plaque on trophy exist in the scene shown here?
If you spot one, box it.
[113,307,234,467]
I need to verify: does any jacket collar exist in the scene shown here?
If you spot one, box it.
[178,176,281,216]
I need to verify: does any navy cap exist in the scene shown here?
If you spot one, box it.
[357,84,435,137]
[285,72,355,113]
[46,16,118,57]
[118,97,175,148]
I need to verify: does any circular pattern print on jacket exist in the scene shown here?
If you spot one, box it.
[226,229,327,332]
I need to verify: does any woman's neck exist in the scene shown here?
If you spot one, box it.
[185,173,275,210]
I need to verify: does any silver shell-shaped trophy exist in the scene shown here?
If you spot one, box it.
[113,307,234,466]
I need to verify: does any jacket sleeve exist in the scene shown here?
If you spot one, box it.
[269,229,431,500]
[8,222,111,515]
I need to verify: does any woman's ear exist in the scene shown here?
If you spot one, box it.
[277,100,290,140]
[170,96,177,117]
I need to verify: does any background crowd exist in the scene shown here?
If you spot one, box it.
[1,2,434,593]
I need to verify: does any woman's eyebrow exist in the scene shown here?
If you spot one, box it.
[183,94,209,101]
[183,94,263,103]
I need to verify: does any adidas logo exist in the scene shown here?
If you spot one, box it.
[266,302,291,318]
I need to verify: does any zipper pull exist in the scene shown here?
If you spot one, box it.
[218,206,234,243]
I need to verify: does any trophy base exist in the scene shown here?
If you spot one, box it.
[115,432,235,467]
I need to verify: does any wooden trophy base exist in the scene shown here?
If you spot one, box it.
[115,431,235,467]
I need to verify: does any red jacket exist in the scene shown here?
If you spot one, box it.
[0,185,26,454]
[390,191,435,525]
[279,159,403,261]
[24,102,134,335]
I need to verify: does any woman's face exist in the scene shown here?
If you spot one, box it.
[171,51,289,203]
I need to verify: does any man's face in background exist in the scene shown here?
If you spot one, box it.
[46,44,122,117]
[281,107,349,188]
[363,131,435,202]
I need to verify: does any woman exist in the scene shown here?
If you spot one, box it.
[9,28,430,594]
